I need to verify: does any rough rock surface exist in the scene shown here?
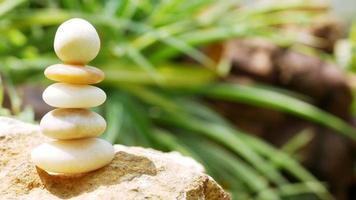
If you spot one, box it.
[0,117,229,200]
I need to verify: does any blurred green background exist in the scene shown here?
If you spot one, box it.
[1,0,356,199]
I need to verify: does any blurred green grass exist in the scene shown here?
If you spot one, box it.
[0,0,355,199]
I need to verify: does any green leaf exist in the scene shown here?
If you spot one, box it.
[0,0,27,17]
[281,128,315,156]
[101,97,125,144]
[177,99,333,200]
[153,111,288,186]
[200,83,356,140]
[239,133,333,200]
[180,135,277,196]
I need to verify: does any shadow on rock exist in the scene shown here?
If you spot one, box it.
[37,151,157,199]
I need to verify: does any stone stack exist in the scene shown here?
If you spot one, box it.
[31,18,114,175]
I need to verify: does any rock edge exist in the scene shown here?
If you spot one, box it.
[0,117,230,200]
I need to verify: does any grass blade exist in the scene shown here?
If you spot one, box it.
[180,135,278,198]
[153,111,288,186]
[200,83,356,140]
[178,99,333,200]
[124,45,162,84]
[238,133,333,200]
[0,0,27,17]
[281,128,315,156]
[101,97,125,144]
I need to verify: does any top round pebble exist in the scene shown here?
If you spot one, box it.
[54,18,100,65]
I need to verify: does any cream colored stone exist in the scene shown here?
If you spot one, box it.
[31,138,115,174]
[42,83,106,108]
[54,18,100,64]
[44,64,104,84]
[40,108,106,140]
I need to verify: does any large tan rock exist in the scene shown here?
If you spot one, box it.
[0,117,230,200]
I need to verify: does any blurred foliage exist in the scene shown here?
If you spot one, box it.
[0,0,355,199]
[336,22,356,71]
[335,22,356,115]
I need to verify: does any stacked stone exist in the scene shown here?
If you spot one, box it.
[31,18,114,175]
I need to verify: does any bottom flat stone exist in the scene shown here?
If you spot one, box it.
[31,138,115,174]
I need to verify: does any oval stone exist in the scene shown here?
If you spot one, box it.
[40,108,106,140]
[54,18,100,64]
[31,138,115,174]
[44,64,104,84]
[42,83,106,108]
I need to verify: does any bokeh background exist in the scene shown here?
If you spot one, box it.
[0,0,356,199]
